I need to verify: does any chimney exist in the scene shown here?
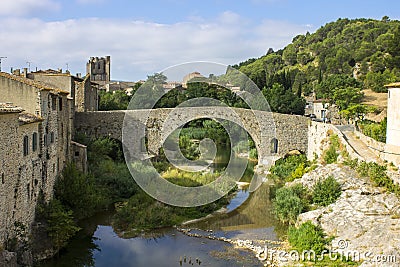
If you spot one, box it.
[22,68,28,77]
[76,73,82,78]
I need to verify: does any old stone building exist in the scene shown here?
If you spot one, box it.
[25,69,99,112]
[0,72,72,246]
[86,56,111,84]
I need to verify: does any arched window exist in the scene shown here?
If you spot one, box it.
[271,138,278,154]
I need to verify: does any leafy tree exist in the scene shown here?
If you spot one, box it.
[263,83,306,115]
[45,199,81,252]
[331,86,363,110]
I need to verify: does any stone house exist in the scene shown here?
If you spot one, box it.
[25,69,99,112]
[0,72,71,246]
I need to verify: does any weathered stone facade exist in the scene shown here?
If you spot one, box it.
[0,72,72,246]
[27,70,99,112]
[86,56,110,84]
[74,107,309,163]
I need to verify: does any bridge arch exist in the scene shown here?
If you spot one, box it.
[74,108,309,165]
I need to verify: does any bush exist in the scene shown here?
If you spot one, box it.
[323,134,340,164]
[288,221,328,255]
[55,163,108,220]
[312,176,342,206]
[270,154,309,181]
[42,199,81,251]
[358,118,387,142]
[355,161,400,194]
[274,184,310,224]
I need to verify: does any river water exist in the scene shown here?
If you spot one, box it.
[37,148,285,267]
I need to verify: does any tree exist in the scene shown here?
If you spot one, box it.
[386,26,400,68]
[263,83,306,115]
[45,199,80,252]
[331,86,363,110]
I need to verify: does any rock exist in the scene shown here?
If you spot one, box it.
[293,164,400,266]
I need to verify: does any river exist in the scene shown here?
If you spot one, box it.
[37,147,285,267]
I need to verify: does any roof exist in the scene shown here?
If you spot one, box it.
[0,72,70,95]
[0,103,23,114]
[385,82,400,88]
[18,112,43,125]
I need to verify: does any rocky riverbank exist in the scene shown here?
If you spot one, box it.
[288,164,400,267]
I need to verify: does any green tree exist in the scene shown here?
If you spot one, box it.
[45,199,81,252]
[263,83,306,115]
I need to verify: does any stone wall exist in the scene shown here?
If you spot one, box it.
[74,108,309,164]
[0,112,42,245]
[307,121,363,161]
[0,73,72,247]
[75,75,98,112]
[353,130,400,166]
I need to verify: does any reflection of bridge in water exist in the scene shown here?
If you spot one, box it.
[75,107,309,166]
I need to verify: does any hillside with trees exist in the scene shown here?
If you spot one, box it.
[234,16,400,118]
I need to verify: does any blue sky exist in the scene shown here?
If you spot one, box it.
[1,0,399,80]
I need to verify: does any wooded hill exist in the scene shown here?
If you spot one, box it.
[233,17,400,117]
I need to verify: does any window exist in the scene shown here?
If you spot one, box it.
[50,132,55,143]
[1,173,4,184]
[52,96,57,111]
[75,151,80,157]
[23,135,29,156]
[271,138,278,154]
[32,132,38,152]
[59,97,63,111]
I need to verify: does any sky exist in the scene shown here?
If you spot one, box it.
[0,0,399,81]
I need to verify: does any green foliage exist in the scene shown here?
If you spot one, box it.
[312,176,342,206]
[273,184,310,224]
[358,117,387,142]
[42,199,81,251]
[356,161,400,193]
[364,69,397,92]
[55,163,108,220]
[315,74,361,100]
[113,186,228,233]
[178,135,200,160]
[236,17,400,112]
[263,83,306,115]
[99,90,131,111]
[270,154,309,182]
[288,221,329,255]
[323,134,340,164]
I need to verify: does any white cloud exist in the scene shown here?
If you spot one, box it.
[0,13,312,80]
[0,0,60,16]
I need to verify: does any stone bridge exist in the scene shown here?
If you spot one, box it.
[74,107,309,164]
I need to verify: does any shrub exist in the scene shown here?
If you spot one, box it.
[270,154,309,181]
[55,163,108,220]
[323,134,340,164]
[288,221,328,255]
[312,176,342,206]
[323,146,338,164]
[43,199,81,251]
[355,161,400,194]
[274,184,310,224]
